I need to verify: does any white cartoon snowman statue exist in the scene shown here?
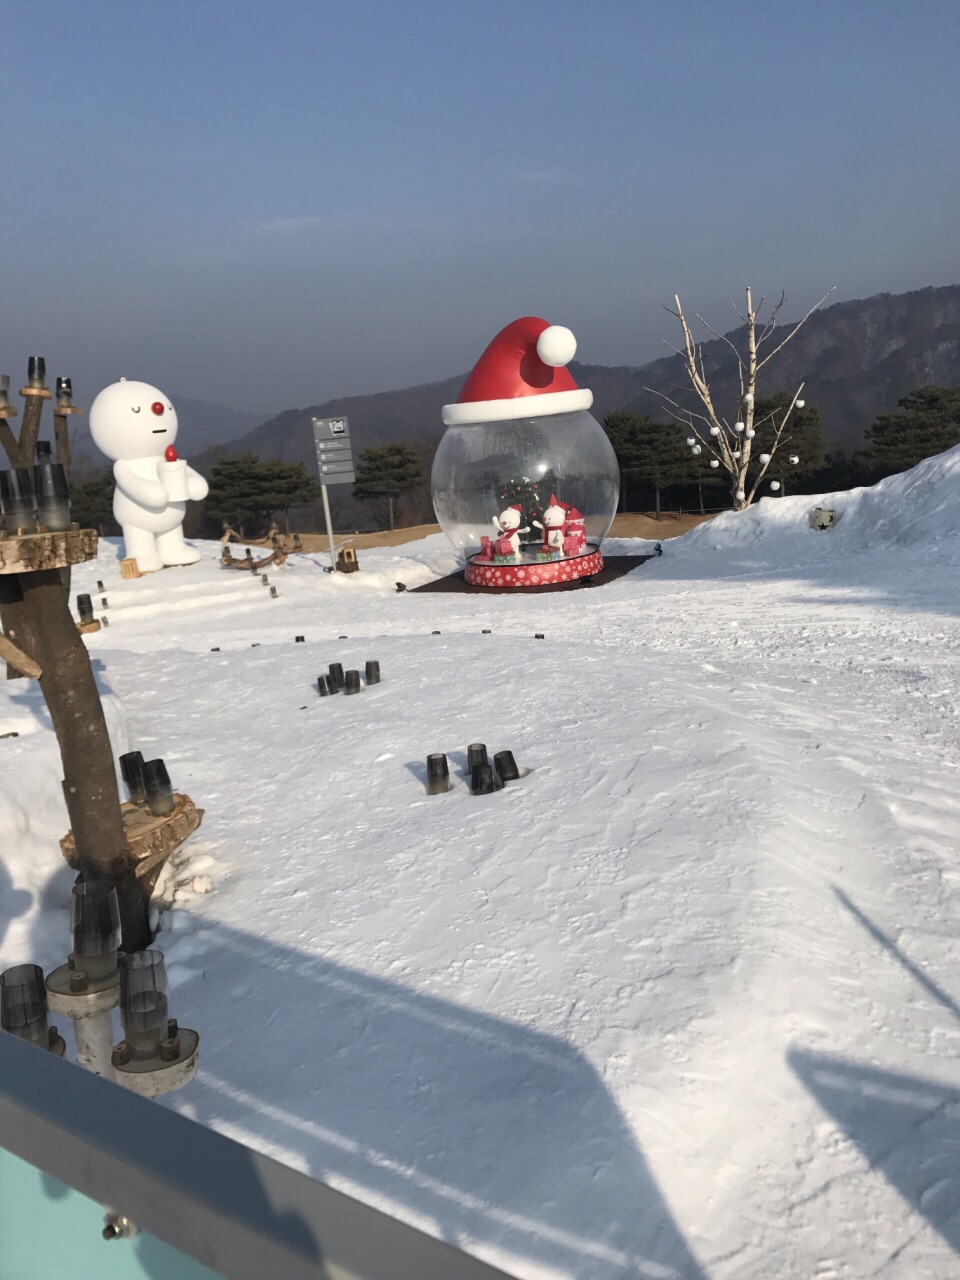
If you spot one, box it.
[88,379,209,572]
[493,503,529,557]
[533,494,567,555]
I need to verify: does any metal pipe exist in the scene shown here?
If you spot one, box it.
[71,1008,117,1078]
[320,483,337,571]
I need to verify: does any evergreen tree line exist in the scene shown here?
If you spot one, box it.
[70,385,960,533]
[603,384,960,517]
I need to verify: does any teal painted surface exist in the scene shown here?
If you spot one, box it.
[0,1148,222,1280]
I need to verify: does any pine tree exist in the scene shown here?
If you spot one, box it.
[70,471,118,534]
[865,385,960,478]
[751,392,828,495]
[603,411,689,519]
[205,453,303,536]
[353,444,426,530]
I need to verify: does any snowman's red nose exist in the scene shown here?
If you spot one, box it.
[151,401,164,416]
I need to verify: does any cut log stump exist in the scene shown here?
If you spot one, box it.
[61,793,204,902]
[0,529,98,575]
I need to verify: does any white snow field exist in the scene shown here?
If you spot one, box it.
[4,449,960,1279]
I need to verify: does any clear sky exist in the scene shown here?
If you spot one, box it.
[2,0,958,416]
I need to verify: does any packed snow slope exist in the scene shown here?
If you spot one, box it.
[5,448,960,1279]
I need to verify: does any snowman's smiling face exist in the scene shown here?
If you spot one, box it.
[88,379,179,461]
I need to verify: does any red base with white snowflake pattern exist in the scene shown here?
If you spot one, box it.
[465,546,604,589]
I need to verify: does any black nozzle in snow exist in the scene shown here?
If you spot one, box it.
[141,759,175,817]
[261,574,269,584]
[425,753,449,795]
[365,660,380,684]
[76,593,95,624]
[344,669,362,695]
[395,583,407,593]
[317,674,331,696]
[481,629,491,634]
[270,586,278,598]
[101,616,109,627]
[0,468,36,529]
[96,580,105,592]
[534,633,544,640]
[494,750,520,783]
[119,951,169,1056]
[470,763,495,795]
[71,880,121,980]
[1,963,49,1045]
[119,750,146,805]
[100,597,108,609]
[467,743,488,771]
[328,662,344,691]
[295,635,304,643]
[432,630,441,635]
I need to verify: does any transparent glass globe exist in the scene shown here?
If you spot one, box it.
[431,410,620,559]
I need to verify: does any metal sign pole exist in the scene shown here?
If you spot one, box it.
[320,483,337,571]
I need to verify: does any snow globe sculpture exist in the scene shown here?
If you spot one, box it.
[432,317,620,588]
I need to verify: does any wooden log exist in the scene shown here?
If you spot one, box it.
[60,794,204,902]
[0,568,150,950]
[0,528,98,575]
[0,632,41,678]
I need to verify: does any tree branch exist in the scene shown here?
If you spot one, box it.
[756,288,835,370]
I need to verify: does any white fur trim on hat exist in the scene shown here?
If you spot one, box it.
[442,387,593,426]
[536,325,577,367]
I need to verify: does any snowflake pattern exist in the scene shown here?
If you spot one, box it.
[466,549,603,589]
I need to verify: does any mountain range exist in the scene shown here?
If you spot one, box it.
[71,285,960,511]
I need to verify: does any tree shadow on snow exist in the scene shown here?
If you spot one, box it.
[144,917,707,1280]
[788,1049,960,1254]
[789,887,960,1255]
[0,858,32,951]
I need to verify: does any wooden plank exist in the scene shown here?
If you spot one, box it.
[0,631,41,678]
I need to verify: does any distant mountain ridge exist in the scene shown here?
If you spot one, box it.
[198,285,960,485]
[71,394,270,473]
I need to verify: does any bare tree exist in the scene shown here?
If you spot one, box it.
[647,286,835,510]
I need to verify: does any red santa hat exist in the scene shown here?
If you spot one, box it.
[442,317,593,426]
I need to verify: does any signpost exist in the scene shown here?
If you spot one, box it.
[311,417,356,571]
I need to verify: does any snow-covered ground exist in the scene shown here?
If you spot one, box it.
[4,453,960,1279]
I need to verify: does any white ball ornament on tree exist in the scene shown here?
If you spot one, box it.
[709,459,720,469]
[535,325,577,367]
[796,399,805,409]
[743,393,754,404]
[732,450,741,458]
[770,480,781,491]
[789,454,799,465]
[759,452,771,464]
[736,489,745,500]
[709,425,720,436]
[692,445,702,455]
[745,429,755,438]
[734,421,745,432]
[686,436,695,446]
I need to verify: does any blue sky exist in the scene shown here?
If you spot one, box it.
[2,0,958,415]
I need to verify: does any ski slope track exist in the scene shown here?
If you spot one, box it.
[5,447,960,1278]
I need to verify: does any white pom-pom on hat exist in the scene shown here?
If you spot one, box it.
[536,325,577,367]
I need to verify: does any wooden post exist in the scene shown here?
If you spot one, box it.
[0,363,149,950]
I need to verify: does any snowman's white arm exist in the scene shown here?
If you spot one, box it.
[113,460,167,510]
[492,516,504,532]
[518,525,530,534]
[185,464,209,501]
[532,520,544,530]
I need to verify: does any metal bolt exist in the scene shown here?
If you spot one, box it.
[69,969,89,993]
[112,1041,130,1066]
